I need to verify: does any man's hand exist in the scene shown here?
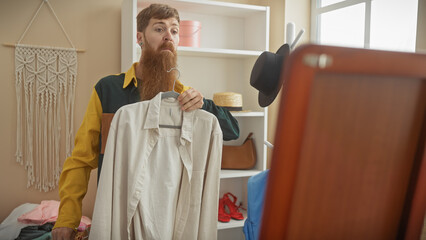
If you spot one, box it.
[51,227,75,240]
[178,88,204,111]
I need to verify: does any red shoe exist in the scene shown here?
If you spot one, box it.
[218,198,231,222]
[222,192,245,220]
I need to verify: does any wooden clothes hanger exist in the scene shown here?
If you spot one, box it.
[161,67,180,99]
[159,67,181,129]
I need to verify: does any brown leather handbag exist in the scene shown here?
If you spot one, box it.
[221,133,257,169]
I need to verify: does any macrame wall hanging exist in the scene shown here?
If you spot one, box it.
[13,0,82,192]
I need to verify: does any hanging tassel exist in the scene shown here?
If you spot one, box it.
[15,44,77,192]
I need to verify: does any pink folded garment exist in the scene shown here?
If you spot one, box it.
[17,200,91,231]
[77,216,91,231]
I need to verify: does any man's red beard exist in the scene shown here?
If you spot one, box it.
[139,41,178,101]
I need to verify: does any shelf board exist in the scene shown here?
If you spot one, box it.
[138,0,268,17]
[220,169,263,179]
[230,111,265,117]
[178,47,263,58]
[217,211,247,230]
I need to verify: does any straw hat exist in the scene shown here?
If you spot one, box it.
[213,92,243,111]
[250,43,290,107]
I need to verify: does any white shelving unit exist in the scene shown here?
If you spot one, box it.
[217,211,247,229]
[121,0,269,239]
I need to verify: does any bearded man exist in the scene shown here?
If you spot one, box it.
[52,3,239,240]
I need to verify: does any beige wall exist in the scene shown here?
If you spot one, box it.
[0,0,122,221]
[0,0,287,222]
[266,0,311,166]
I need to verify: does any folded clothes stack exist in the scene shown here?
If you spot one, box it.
[0,200,91,240]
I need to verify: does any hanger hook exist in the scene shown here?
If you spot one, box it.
[167,67,180,79]
[167,67,180,92]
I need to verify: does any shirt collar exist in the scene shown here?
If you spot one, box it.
[144,92,193,143]
[123,62,138,88]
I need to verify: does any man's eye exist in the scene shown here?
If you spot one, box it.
[172,29,179,35]
[155,28,163,32]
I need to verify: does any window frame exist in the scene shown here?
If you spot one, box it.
[311,0,372,48]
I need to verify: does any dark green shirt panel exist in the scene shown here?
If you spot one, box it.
[202,98,240,141]
[94,73,140,114]
[94,74,139,181]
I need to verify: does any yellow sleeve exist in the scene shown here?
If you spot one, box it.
[174,79,191,93]
[53,88,102,230]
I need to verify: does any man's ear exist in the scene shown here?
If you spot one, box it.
[136,32,144,45]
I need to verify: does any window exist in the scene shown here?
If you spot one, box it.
[311,0,419,52]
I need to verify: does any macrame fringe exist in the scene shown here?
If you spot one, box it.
[15,44,77,192]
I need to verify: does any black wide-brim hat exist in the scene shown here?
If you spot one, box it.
[250,43,290,107]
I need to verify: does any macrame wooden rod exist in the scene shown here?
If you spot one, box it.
[3,43,85,53]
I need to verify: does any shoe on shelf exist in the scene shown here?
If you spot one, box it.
[222,192,245,220]
[218,198,231,222]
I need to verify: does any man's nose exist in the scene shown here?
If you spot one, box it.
[163,30,173,41]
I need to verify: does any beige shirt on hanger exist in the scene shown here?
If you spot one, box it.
[90,92,223,240]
